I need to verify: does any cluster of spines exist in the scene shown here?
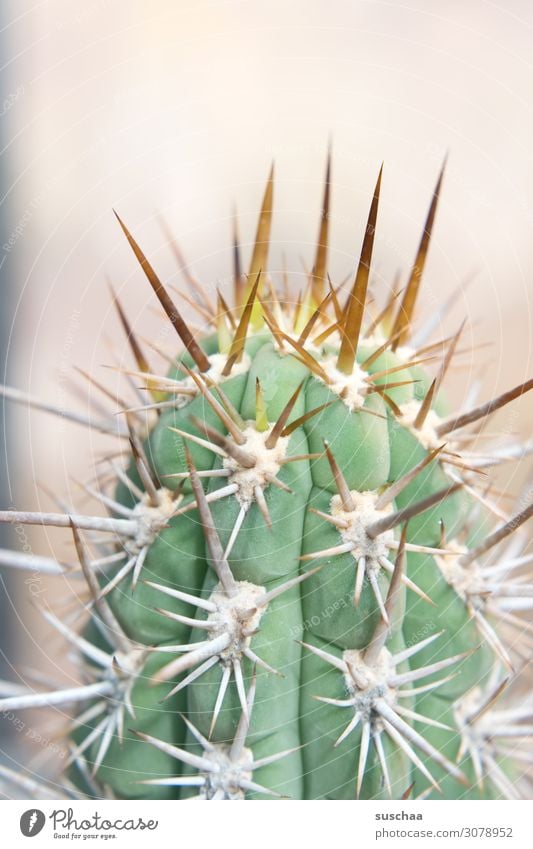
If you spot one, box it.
[0,155,532,800]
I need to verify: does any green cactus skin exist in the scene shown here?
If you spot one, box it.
[0,158,532,802]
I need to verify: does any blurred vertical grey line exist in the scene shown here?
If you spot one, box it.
[0,2,18,762]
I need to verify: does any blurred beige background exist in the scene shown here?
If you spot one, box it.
[1,0,532,674]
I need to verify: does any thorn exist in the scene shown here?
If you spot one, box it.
[154,634,230,683]
[354,556,366,607]
[164,468,230,480]
[327,274,344,323]
[365,525,407,664]
[174,286,215,325]
[232,208,245,308]
[189,415,256,468]
[366,378,420,395]
[217,288,237,332]
[435,319,467,392]
[168,425,228,461]
[252,744,303,770]
[311,147,331,303]
[222,269,262,376]
[39,607,109,668]
[281,452,323,464]
[395,703,452,731]
[258,297,286,350]
[377,698,468,784]
[254,485,272,528]
[179,713,215,752]
[460,502,533,565]
[0,510,135,536]
[334,712,361,748]
[356,721,371,797]
[70,522,131,650]
[265,280,285,324]
[74,367,134,423]
[436,378,533,436]
[143,580,217,612]
[0,549,68,575]
[372,387,403,416]
[337,164,383,375]
[242,642,283,675]
[401,781,416,800]
[389,648,475,688]
[208,379,246,429]
[265,381,305,449]
[364,354,435,383]
[108,282,153,378]
[183,445,238,596]
[161,655,220,701]
[413,379,437,430]
[467,677,510,725]
[263,316,331,382]
[246,164,274,316]
[368,571,389,623]
[280,401,334,438]
[223,504,248,560]
[184,367,246,444]
[255,378,269,432]
[154,607,214,631]
[209,665,232,738]
[323,440,355,511]
[385,716,443,792]
[0,384,127,439]
[132,730,215,773]
[396,672,458,698]
[128,428,159,503]
[232,658,249,727]
[364,284,403,340]
[366,482,462,539]
[299,541,354,561]
[0,680,113,712]
[374,730,393,797]
[391,630,444,666]
[156,213,215,312]
[298,290,333,344]
[264,474,293,494]
[375,444,445,509]
[391,158,447,348]
[297,640,347,672]
[114,211,210,371]
[256,564,325,606]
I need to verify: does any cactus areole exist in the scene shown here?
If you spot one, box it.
[0,157,532,801]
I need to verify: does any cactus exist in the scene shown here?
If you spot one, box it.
[0,156,532,801]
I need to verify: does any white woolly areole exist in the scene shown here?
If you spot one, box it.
[205,352,251,382]
[319,355,369,410]
[399,399,443,450]
[199,745,254,800]
[331,491,395,567]
[125,488,178,555]
[174,352,251,408]
[394,344,416,363]
[343,646,397,721]
[206,581,266,664]
[435,542,484,607]
[223,425,289,505]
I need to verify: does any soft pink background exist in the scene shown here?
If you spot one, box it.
[1,1,532,678]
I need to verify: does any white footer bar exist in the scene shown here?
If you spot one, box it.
[2,799,531,848]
